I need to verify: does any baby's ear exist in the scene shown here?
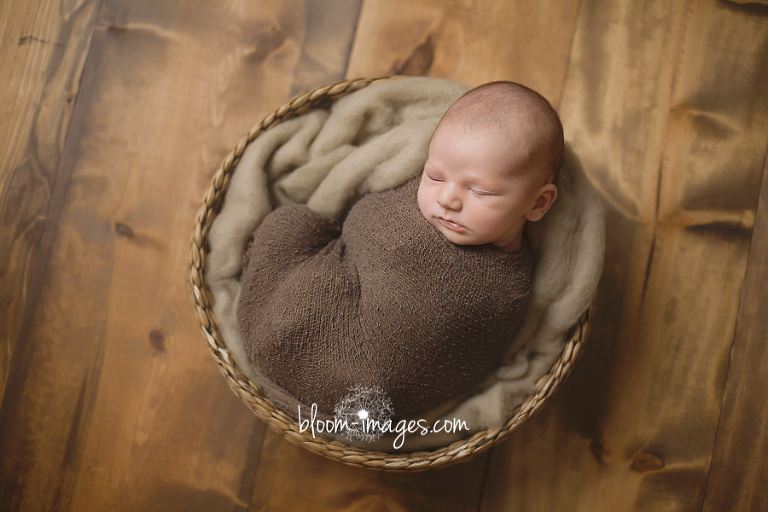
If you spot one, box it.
[526,183,557,222]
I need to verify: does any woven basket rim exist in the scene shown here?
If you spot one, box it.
[188,76,594,472]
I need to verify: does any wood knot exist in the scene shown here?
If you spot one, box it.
[249,28,286,62]
[114,222,134,238]
[394,34,435,76]
[148,329,166,352]
[630,452,664,473]
[589,439,608,464]
[107,24,128,35]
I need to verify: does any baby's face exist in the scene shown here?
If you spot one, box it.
[417,121,550,252]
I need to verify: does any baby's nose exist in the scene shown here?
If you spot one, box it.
[437,184,462,210]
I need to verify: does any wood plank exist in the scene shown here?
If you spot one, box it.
[702,151,768,511]
[0,0,359,510]
[250,429,490,512]
[289,0,361,96]
[0,0,101,405]
[346,0,580,105]
[479,0,768,510]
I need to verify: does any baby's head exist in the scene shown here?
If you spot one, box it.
[417,81,564,253]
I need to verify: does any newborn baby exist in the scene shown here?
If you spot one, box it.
[238,81,564,420]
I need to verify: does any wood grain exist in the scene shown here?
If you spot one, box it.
[480,0,768,510]
[2,0,768,510]
[0,0,101,407]
[250,429,490,511]
[346,0,580,105]
[702,152,768,511]
[0,0,359,510]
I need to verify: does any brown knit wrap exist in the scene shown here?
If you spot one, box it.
[237,178,533,419]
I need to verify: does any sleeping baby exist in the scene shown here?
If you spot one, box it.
[238,81,564,421]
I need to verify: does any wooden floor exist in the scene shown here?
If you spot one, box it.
[2,0,767,510]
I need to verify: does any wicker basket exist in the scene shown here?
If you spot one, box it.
[188,77,594,472]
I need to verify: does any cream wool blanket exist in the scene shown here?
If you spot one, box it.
[205,77,605,450]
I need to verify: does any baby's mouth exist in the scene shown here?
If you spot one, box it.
[438,217,465,232]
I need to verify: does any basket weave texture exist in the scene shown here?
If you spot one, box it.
[188,77,593,472]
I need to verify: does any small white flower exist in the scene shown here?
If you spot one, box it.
[334,386,394,442]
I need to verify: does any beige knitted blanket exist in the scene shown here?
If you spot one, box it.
[205,77,605,450]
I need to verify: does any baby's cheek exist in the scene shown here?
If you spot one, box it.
[416,186,431,220]
[467,208,498,235]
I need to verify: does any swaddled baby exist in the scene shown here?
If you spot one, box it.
[238,81,563,420]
